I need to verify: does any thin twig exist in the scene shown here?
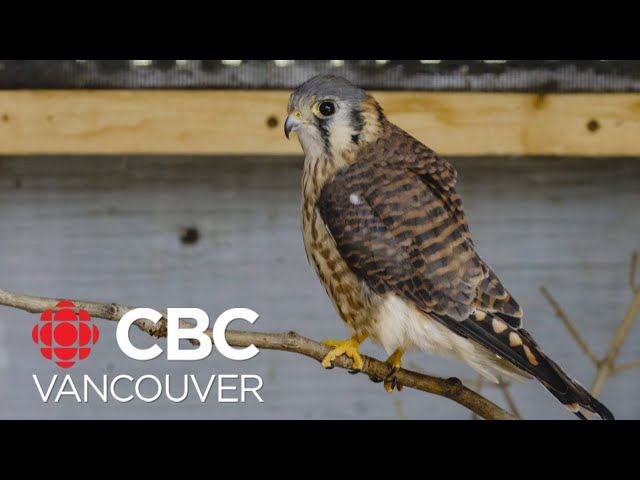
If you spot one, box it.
[0,287,516,420]
[611,359,640,376]
[541,252,640,402]
[467,375,521,420]
[498,381,522,420]
[540,286,599,365]
[591,284,640,397]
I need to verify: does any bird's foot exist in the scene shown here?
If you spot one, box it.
[384,349,404,393]
[369,349,404,393]
[321,336,365,371]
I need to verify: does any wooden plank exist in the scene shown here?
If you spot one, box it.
[0,91,639,156]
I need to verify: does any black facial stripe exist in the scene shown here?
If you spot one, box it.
[376,103,385,122]
[315,116,332,154]
[350,107,364,145]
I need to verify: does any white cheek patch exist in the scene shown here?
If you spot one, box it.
[297,127,326,160]
[349,193,362,206]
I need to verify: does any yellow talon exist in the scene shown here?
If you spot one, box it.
[321,334,367,370]
[384,348,404,394]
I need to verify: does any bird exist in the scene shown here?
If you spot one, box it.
[284,74,614,420]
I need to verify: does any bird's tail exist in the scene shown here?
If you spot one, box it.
[516,329,614,420]
[440,310,615,420]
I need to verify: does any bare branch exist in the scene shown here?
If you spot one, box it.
[540,287,599,365]
[467,375,521,420]
[591,287,640,397]
[0,287,516,420]
[541,252,640,409]
[611,359,640,376]
[468,377,484,421]
[588,253,640,397]
[498,381,522,420]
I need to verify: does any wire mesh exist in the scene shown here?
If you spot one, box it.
[1,60,639,92]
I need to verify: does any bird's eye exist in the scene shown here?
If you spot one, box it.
[317,101,336,118]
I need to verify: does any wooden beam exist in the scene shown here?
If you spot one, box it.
[0,90,639,156]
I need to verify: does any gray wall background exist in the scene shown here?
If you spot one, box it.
[0,155,638,419]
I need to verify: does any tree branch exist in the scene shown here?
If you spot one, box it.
[540,251,640,402]
[497,380,522,420]
[540,286,599,365]
[466,375,521,420]
[591,287,640,396]
[0,287,516,420]
[611,359,640,376]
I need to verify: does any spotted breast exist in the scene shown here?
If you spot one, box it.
[301,150,376,338]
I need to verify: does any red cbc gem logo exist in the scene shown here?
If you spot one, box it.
[31,300,100,368]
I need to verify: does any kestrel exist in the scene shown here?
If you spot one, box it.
[284,74,614,420]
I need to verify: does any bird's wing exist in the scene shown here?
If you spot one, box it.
[317,131,613,420]
[318,155,492,322]
[318,126,521,324]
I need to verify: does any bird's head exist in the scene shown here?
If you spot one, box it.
[285,75,384,158]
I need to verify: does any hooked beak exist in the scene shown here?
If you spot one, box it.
[284,113,304,140]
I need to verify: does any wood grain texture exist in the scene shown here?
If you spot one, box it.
[0,91,639,155]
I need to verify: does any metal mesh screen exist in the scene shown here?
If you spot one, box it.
[1,60,639,92]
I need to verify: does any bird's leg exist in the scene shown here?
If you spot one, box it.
[321,332,368,371]
[369,348,405,393]
[383,348,404,393]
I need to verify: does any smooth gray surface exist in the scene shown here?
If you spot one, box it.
[0,155,638,419]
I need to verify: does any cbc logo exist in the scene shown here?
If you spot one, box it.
[31,300,100,368]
